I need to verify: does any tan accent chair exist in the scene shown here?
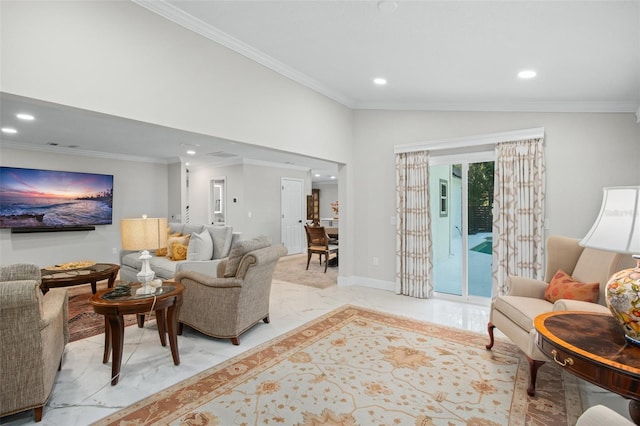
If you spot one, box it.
[485,235,634,396]
[0,264,69,422]
[304,225,338,273]
[175,244,287,345]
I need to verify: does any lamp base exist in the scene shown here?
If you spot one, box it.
[136,284,156,295]
[606,255,640,343]
[625,334,640,347]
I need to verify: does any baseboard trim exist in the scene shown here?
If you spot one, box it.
[338,275,395,292]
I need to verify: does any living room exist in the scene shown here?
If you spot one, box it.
[1,1,640,424]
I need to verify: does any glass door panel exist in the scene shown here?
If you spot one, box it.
[430,159,494,300]
[431,164,462,296]
[467,161,494,298]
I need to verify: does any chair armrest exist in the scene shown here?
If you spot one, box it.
[40,288,69,344]
[552,299,611,314]
[217,259,227,278]
[175,270,242,289]
[175,260,223,276]
[0,263,41,282]
[506,276,548,298]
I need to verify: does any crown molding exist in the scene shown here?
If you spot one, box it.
[357,100,639,114]
[0,140,167,164]
[132,0,354,108]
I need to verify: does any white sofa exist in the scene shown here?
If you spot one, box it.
[120,223,241,282]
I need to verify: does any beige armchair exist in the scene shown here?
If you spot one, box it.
[0,264,69,422]
[175,242,287,345]
[486,235,634,396]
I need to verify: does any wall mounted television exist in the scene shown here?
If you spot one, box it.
[0,166,113,233]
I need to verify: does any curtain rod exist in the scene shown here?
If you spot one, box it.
[394,127,545,154]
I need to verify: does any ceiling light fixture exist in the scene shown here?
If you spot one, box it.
[314,174,321,177]
[374,77,387,85]
[1,127,17,134]
[330,176,336,179]
[186,150,196,155]
[16,113,34,121]
[377,1,398,13]
[518,70,537,79]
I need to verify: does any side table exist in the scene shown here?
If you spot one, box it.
[535,311,640,424]
[89,282,184,385]
[41,263,119,294]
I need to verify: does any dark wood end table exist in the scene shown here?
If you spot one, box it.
[89,282,184,385]
[40,263,120,294]
[535,311,640,424]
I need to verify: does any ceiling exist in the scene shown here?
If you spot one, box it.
[141,0,640,112]
[1,1,639,181]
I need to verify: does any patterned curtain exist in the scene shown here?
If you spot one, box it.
[492,138,546,296]
[395,151,433,298]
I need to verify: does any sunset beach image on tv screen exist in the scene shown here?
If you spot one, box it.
[0,167,113,228]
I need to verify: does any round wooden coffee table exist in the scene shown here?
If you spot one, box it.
[89,282,184,385]
[40,263,119,294]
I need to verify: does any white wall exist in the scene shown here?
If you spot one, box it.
[0,0,353,165]
[186,161,310,244]
[313,182,339,220]
[352,111,640,287]
[0,148,168,266]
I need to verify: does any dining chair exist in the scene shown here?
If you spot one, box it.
[304,225,339,273]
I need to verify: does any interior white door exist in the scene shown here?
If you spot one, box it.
[281,178,304,254]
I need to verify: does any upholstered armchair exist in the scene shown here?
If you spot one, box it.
[0,264,69,422]
[175,240,287,345]
[486,235,634,396]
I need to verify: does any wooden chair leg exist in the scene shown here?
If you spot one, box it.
[263,315,270,324]
[527,357,545,396]
[230,337,240,345]
[306,252,312,270]
[486,322,495,350]
[324,252,329,273]
[177,322,184,335]
[34,405,43,422]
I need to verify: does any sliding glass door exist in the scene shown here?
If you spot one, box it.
[430,153,494,300]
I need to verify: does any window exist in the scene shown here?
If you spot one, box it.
[439,179,448,217]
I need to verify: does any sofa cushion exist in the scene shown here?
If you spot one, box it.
[206,225,233,260]
[544,269,599,303]
[169,223,183,234]
[149,256,179,279]
[224,236,271,277]
[182,224,205,235]
[122,252,143,270]
[187,230,214,261]
[493,295,552,332]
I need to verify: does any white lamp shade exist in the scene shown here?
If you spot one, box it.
[579,186,640,253]
[120,217,168,250]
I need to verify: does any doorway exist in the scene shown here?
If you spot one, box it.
[430,153,494,301]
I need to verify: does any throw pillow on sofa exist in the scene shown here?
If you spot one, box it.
[167,234,191,260]
[224,236,271,277]
[171,242,189,261]
[544,269,599,303]
[187,230,214,261]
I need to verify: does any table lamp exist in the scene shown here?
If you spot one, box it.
[121,216,168,295]
[579,186,640,345]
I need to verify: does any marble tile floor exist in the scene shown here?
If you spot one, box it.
[2,281,632,425]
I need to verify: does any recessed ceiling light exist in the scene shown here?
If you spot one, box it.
[377,1,398,13]
[330,176,336,179]
[314,174,321,177]
[518,70,537,79]
[186,150,196,155]
[373,77,387,85]
[1,127,17,134]
[16,113,34,121]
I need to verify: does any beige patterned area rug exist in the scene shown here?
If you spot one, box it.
[272,252,337,289]
[93,305,581,426]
